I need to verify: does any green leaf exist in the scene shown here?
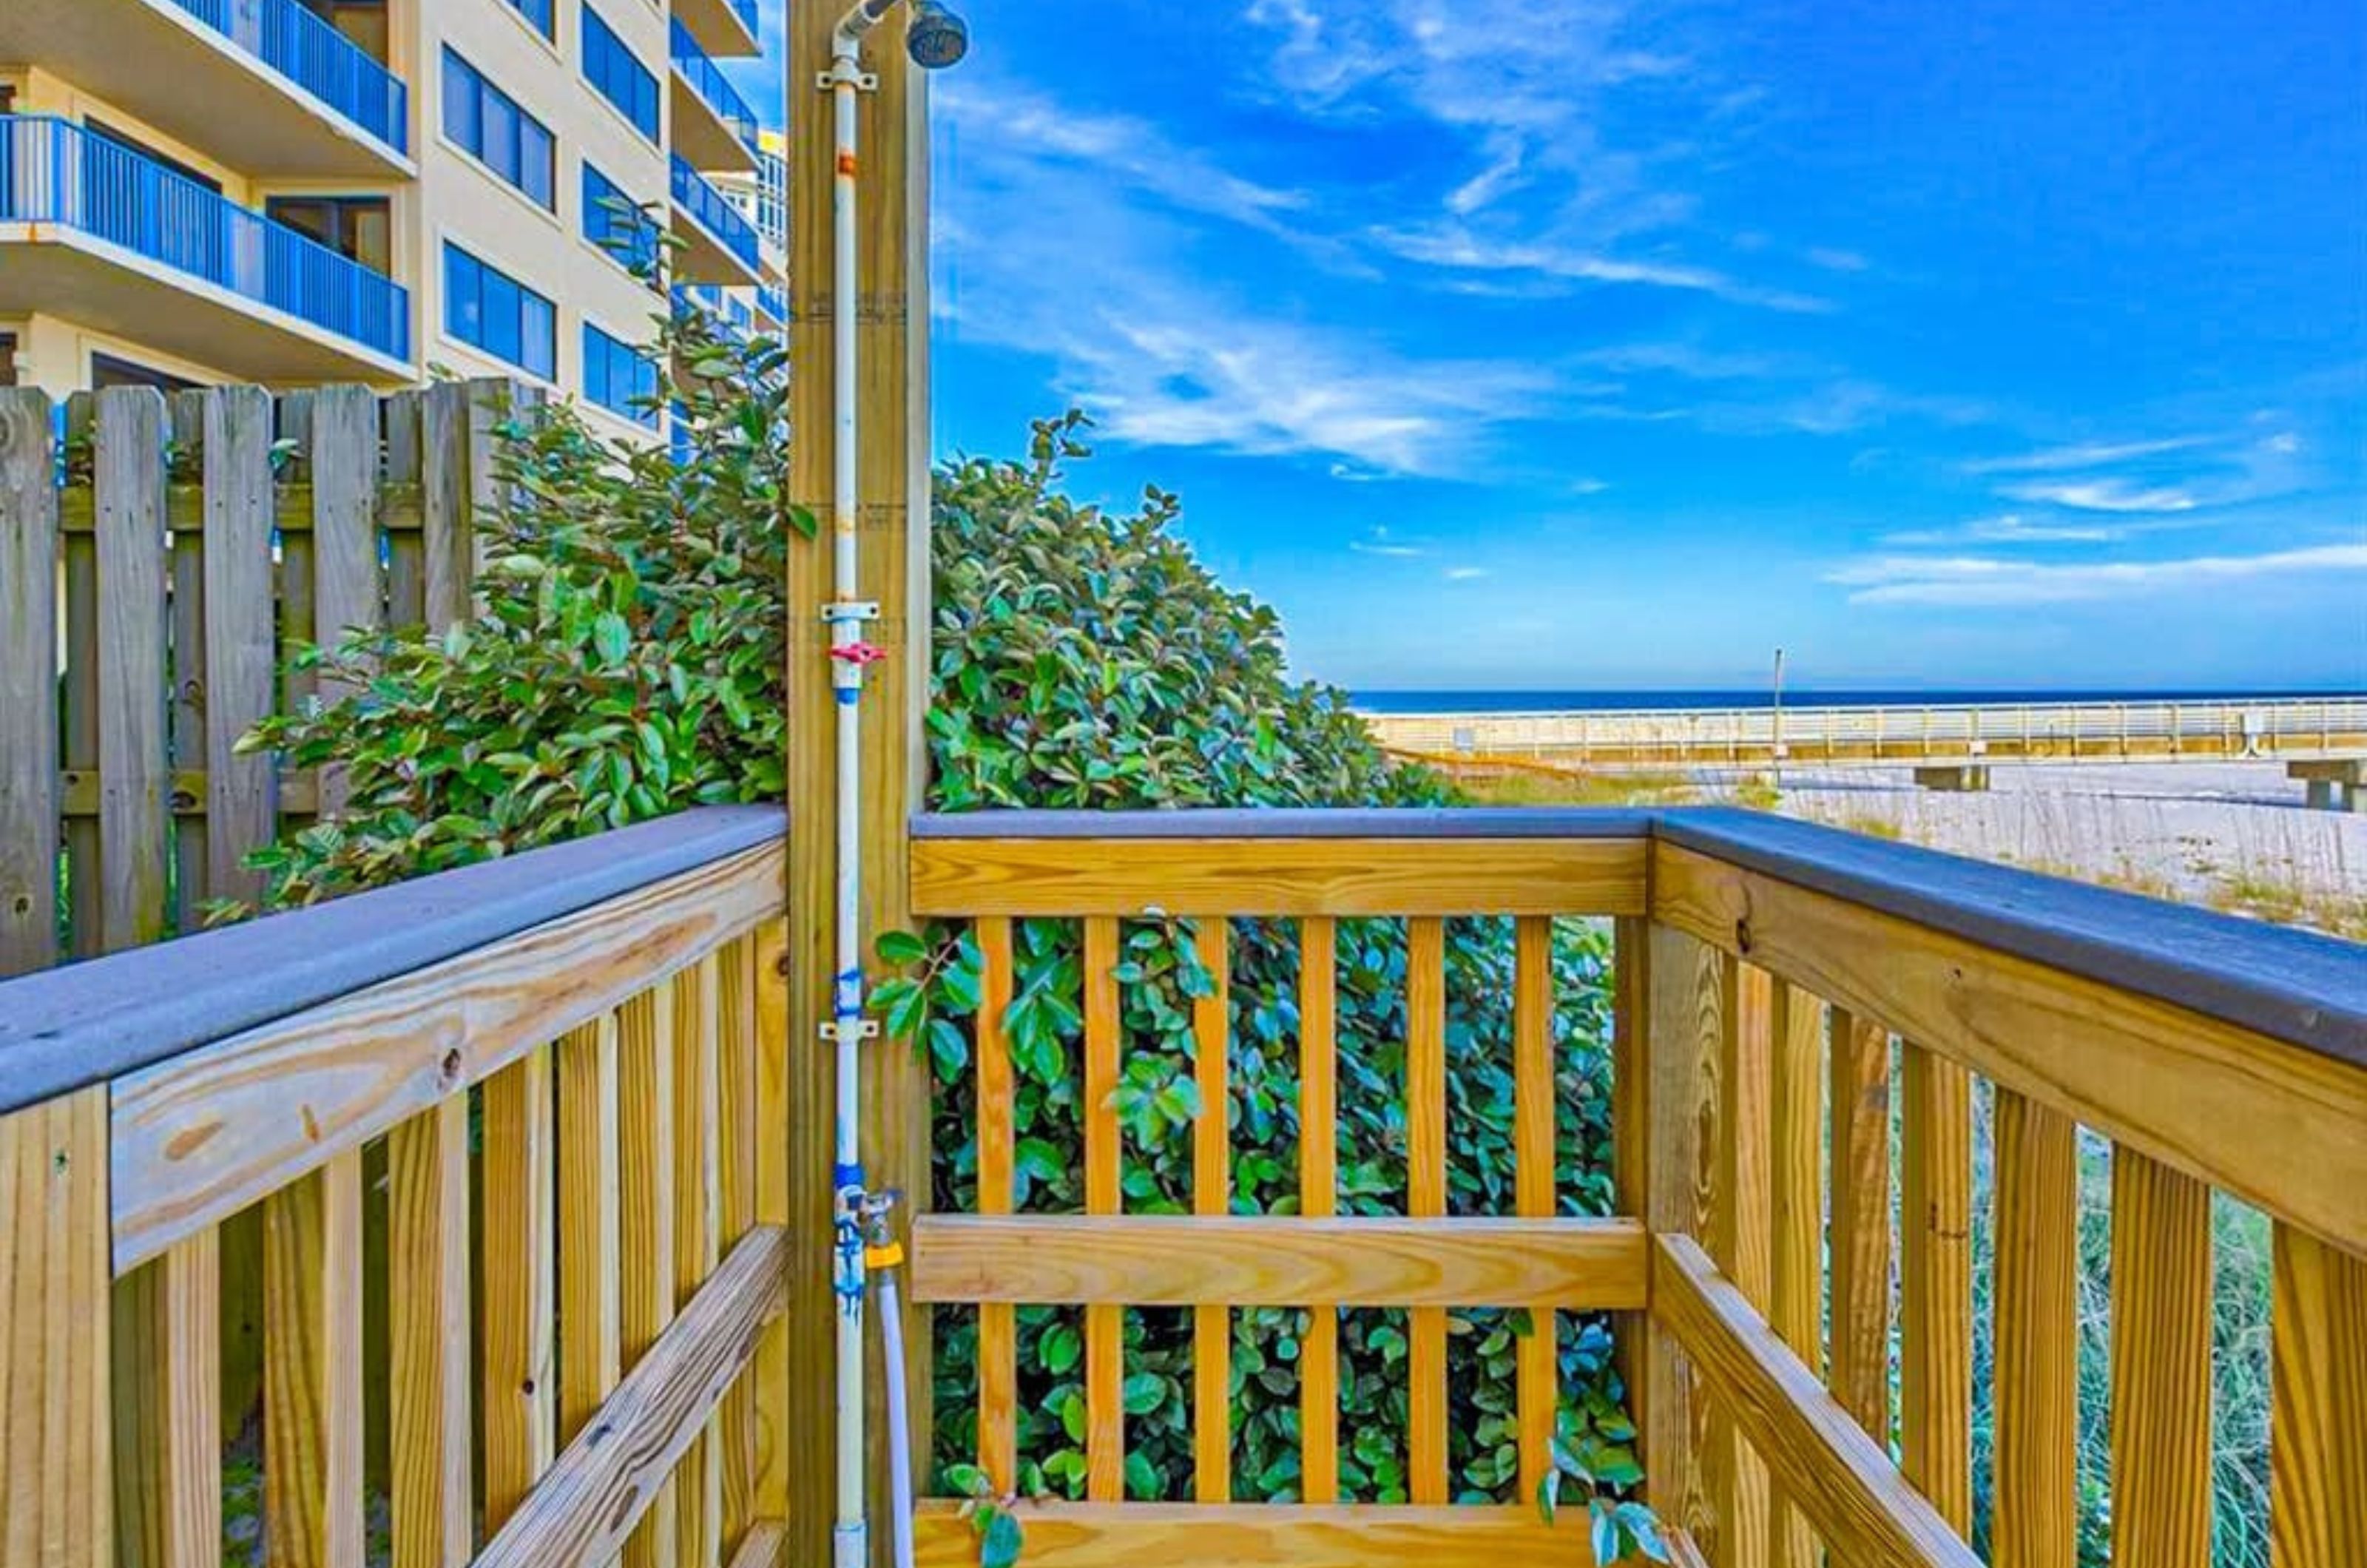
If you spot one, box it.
[979,1509,1023,1568]
[591,612,631,666]
[1121,1371,1166,1416]
[874,929,930,967]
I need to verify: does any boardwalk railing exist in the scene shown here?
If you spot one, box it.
[0,807,791,1566]
[0,381,527,974]
[905,808,2366,1567]
[1369,695,2367,770]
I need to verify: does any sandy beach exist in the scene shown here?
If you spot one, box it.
[1704,760,2367,930]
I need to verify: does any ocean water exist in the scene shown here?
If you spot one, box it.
[1350,686,2359,714]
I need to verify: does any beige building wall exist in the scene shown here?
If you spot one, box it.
[2,0,769,436]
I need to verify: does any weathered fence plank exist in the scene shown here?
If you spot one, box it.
[95,388,170,955]
[0,390,59,976]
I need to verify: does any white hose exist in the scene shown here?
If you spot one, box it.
[879,1265,917,1568]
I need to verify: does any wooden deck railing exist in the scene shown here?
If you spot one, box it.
[1,801,2359,1567]
[905,807,2366,1568]
[0,805,789,1568]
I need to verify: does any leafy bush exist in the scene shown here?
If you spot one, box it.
[231,301,799,908]
[900,416,1656,1558]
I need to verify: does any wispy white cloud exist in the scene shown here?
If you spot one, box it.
[1831,543,2367,605]
[1348,526,1428,558]
[1998,479,2201,513]
[1374,228,1834,313]
[1443,565,1491,580]
[1964,437,2207,474]
[1246,1,1835,314]
[934,74,1553,476]
[1882,514,2127,546]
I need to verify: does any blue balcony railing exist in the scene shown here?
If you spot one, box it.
[757,283,788,323]
[726,0,760,41]
[669,19,761,155]
[0,117,411,364]
[162,0,408,155]
[670,155,760,274]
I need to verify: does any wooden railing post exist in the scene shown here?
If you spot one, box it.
[787,2,932,1559]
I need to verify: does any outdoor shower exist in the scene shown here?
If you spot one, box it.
[817,4,968,1568]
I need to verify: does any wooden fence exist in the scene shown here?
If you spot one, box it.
[0,807,791,1567]
[902,808,2367,1567]
[0,379,527,977]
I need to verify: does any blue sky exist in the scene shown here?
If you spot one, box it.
[732,1,2366,693]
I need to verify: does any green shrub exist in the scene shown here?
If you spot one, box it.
[900,416,1657,1559]
[229,302,799,908]
[230,338,1655,1556]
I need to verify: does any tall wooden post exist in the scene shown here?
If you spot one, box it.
[785,7,933,1566]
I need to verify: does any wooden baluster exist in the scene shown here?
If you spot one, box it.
[1642,922,1720,1543]
[270,1148,368,1568]
[715,938,760,1545]
[0,1088,113,1566]
[974,917,1019,1487]
[1610,916,1650,1447]
[621,980,681,1567]
[1299,916,1340,1504]
[482,1046,557,1535]
[1991,1089,2076,1568]
[2270,1225,2367,1565]
[1827,1007,1893,1442]
[1709,962,1772,1567]
[115,1230,221,1568]
[1083,917,1123,1501]
[2110,1151,2212,1567]
[1766,982,1825,1568]
[749,916,793,1543]
[1513,916,1558,1509]
[675,959,724,1567]
[558,1015,623,1446]
[1193,919,1233,1502]
[1900,1041,1973,1534]
[1408,916,1449,1505]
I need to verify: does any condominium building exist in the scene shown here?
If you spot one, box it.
[0,0,777,435]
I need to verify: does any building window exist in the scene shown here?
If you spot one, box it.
[445,244,556,379]
[0,332,17,388]
[502,0,556,39]
[92,354,203,393]
[582,162,660,276]
[581,7,660,142]
[582,324,659,426]
[442,48,556,209]
[266,196,394,274]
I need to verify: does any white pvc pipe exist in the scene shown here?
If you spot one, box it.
[827,18,871,1568]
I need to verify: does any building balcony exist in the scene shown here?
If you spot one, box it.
[0,116,412,381]
[0,0,411,179]
[672,0,762,61]
[669,155,761,285]
[669,19,761,175]
[756,283,789,327]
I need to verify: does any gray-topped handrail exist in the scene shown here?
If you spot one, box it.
[0,805,785,1115]
[911,805,2367,1070]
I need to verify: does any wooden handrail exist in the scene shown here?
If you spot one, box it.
[0,804,786,1117]
[910,806,2366,1069]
